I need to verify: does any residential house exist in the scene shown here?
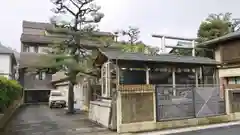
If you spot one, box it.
[0,43,18,80]
[197,31,240,92]
[89,48,222,133]
[197,32,240,113]
[19,20,116,104]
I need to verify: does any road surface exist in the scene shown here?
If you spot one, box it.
[172,125,240,135]
[1,104,116,135]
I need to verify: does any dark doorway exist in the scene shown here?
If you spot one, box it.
[24,90,50,103]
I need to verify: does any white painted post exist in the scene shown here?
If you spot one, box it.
[146,66,149,84]
[172,67,176,96]
[225,89,231,114]
[115,63,121,132]
[192,40,195,57]
[116,91,122,133]
[199,66,203,85]
[195,68,199,87]
[161,36,166,53]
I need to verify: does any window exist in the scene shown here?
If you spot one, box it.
[228,77,236,84]
[237,77,240,84]
[36,71,46,80]
[51,91,63,96]
[34,46,39,53]
[24,45,29,52]
[228,77,240,84]
[29,46,34,52]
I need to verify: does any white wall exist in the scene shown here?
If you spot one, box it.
[215,47,221,62]
[0,54,11,79]
[89,101,112,128]
[55,83,85,110]
[219,67,240,77]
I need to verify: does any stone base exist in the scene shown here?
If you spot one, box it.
[118,113,240,133]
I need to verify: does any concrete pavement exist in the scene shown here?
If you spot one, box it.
[136,121,240,135]
[2,104,240,135]
[1,104,116,135]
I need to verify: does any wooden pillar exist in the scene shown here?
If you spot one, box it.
[172,67,176,96]
[115,63,122,132]
[195,67,199,87]
[161,36,166,53]
[213,68,219,85]
[199,66,203,85]
[107,61,111,97]
[192,40,195,57]
[18,68,25,103]
[146,66,149,84]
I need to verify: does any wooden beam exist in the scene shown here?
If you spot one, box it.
[165,45,193,49]
[152,34,196,41]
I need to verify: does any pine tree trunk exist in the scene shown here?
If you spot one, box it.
[67,80,75,114]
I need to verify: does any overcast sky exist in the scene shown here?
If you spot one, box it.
[0,0,239,52]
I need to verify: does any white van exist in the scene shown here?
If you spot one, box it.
[48,90,66,108]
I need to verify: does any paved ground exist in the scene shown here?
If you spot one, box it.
[1,104,116,135]
[172,125,240,135]
[137,121,240,135]
[172,126,240,135]
[3,104,240,135]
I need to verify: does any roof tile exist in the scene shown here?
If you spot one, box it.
[99,48,219,65]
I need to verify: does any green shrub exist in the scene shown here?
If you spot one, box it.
[0,77,22,112]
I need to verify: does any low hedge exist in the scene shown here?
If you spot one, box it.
[0,77,22,112]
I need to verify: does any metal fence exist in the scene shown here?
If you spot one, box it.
[156,84,225,121]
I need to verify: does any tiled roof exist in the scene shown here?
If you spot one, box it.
[20,33,120,50]
[23,21,53,30]
[99,48,219,65]
[19,52,57,68]
[197,31,240,48]
[20,34,66,44]
[22,20,113,36]
[0,43,18,63]
[0,42,15,54]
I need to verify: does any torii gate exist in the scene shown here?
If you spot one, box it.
[152,34,197,57]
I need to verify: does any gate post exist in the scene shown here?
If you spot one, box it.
[225,89,231,114]
[155,85,159,121]
[153,85,157,122]
[192,86,197,118]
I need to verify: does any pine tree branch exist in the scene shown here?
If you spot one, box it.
[69,0,80,8]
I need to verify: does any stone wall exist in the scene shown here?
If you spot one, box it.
[118,113,240,133]
[0,99,22,130]
[121,92,154,123]
[117,84,156,131]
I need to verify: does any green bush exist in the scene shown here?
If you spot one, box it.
[0,77,22,112]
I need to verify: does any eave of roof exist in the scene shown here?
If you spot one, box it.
[19,52,58,69]
[197,31,240,48]
[46,27,115,37]
[98,48,219,65]
[0,43,17,64]
[23,20,55,30]
[21,33,122,51]
[20,33,68,44]
[22,20,115,37]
